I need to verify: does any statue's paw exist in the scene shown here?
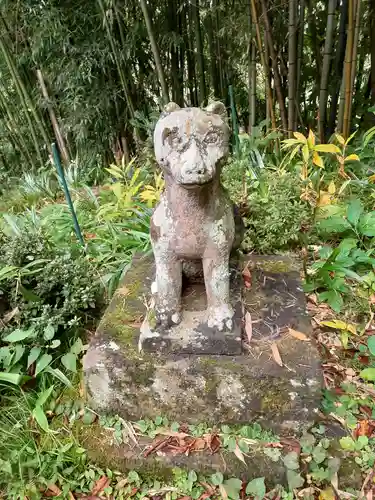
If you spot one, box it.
[155,309,182,328]
[207,304,234,332]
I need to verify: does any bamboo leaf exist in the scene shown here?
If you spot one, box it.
[312,151,324,168]
[314,144,341,153]
[344,154,360,162]
[293,132,307,143]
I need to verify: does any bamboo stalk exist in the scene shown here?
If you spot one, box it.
[343,0,355,138]
[318,0,337,142]
[97,0,136,118]
[328,0,348,136]
[139,0,169,104]
[288,0,297,137]
[296,0,305,122]
[0,38,45,167]
[0,15,50,149]
[260,0,288,132]
[36,69,70,164]
[348,0,361,121]
[250,0,276,130]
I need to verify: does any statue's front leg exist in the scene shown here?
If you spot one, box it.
[153,241,182,328]
[203,251,234,332]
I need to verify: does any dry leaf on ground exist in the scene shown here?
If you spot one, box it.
[245,312,252,343]
[288,328,310,341]
[271,343,283,366]
[91,476,110,496]
[242,265,251,289]
[43,484,62,497]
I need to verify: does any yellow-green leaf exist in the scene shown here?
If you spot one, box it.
[345,130,357,145]
[281,138,301,148]
[313,151,324,168]
[307,129,315,148]
[328,181,336,194]
[302,144,309,163]
[293,132,307,143]
[344,154,360,162]
[314,144,341,154]
[320,320,356,335]
[335,134,345,146]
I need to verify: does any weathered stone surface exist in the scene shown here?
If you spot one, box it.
[141,261,243,355]
[151,102,243,332]
[83,254,322,435]
[78,424,287,486]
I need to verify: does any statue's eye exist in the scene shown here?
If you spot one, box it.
[204,131,219,144]
[169,134,182,148]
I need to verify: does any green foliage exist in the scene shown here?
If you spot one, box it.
[306,199,375,311]
[241,172,312,253]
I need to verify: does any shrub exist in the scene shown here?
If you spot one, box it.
[240,172,313,254]
[0,228,100,379]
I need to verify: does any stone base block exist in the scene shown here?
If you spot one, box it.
[83,254,322,435]
[79,425,287,487]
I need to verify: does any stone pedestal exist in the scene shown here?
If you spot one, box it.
[83,254,322,435]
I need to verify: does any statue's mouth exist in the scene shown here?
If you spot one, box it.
[179,179,213,189]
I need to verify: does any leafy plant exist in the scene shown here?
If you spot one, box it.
[306,199,375,311]
[240,172,312,253]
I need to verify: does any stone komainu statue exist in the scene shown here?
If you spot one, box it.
[150,102,241,332]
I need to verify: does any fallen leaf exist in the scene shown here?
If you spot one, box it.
[188,437,206,452]
[319,487,336,500]
[280,437,301,454]
[353,420,375,439]
[44,484,62,497]
[218,484,228,499]
[91,476,110,496]
[2,306,19,324]
[242,265,251,289]
[234,442,246,464]
[245,312,252,343]
[116,286,130,297]
[144,437,171,457]
[271,342,283,366]
[288,328,310,341]
[320,319,357,335]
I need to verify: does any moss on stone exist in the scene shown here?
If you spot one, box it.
[249,259,296,274]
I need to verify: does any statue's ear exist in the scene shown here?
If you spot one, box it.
[164,102,181,113]
[206,101,227,119]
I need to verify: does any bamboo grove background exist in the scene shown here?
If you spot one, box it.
[0,0,374,174]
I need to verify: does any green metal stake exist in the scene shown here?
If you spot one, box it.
[229,84,240,156]
[52,142,85,247]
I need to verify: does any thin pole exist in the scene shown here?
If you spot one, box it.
[52,143,85,247]
[229,85,240,155]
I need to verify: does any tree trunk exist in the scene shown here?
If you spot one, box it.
[343,0,355,138]
[250,0,276,129]
[191,0,206,105]
[318,0,337,143]
[288,0,297,136]
[139,0,169,104]
[328,0,348,136]
[260,0,288,132]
